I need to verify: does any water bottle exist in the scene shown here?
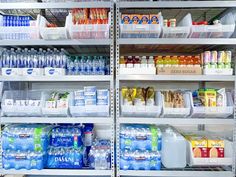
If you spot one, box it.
[2,48,9,68]
[38,48,44,68]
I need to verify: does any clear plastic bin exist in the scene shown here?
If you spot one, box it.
[69,92,109,117]
[1,90,43,117]
[190,92,234,118]
[189,12,235,38]
[120,91,162,117]
[67,13,110,39]
[162,13,191,38]
[42,91,68,117]
[160,91,191,118]
[187,140,232,166]
[0,15,41,40]
[120,24,161,38]
[40,15,68,40]
[203,68,233,75]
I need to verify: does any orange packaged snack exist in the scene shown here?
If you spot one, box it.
[130,14,140,24]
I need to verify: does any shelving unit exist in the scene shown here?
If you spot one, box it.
[116,1,236,177]
[0,1,115,177]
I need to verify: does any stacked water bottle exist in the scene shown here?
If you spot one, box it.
[0,48,110,76]
[2,124,51,170]
[47,125,85,169]
[66,55,110,75]
[120,124,162,170]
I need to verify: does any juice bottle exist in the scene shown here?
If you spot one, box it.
[120,56,126,68]
[156,56,163,68]
[165,56,171,67]
[134,56,140,68]
[172,56,178,67]
[126,56,134,68]
[179,56,185,67]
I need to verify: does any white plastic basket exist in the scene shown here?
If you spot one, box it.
[190,92,234,118]
[68,13,110,39]
[160,91,191,118]
[69,92,110,117]
[120,91,162,117]
[203,68,233,75]
[187,140,232,166]
[39,15,68,40]
[0,15,41,40]
[161,13,191,38]
[41,91,68,117]
[120,24,161,38]
[1,90,42,117]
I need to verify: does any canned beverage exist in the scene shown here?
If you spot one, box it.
[217,51,224,63]
[225,51,232,63]
[210,63,217,69]
[211,51,217,63]
[169,19,176,27]
[164,19,168,27]
[217,63,224,69]
[224,63,231,69]
[203,51,211,64]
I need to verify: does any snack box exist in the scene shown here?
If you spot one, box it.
[198,89,216,107]
[149,14,161,24]
[121,14,131,24]
[207,137,224,158]
[139,15,149,24]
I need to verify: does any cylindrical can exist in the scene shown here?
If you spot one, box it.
[169,19,176,27]
[217,51,224,64]
[211,51,217,63]
[203,51,211,64]
[210,63,217,69]
[224,63,231,69]
[225,51,232,63]
[217,63,224,69]
[164,19,168,27]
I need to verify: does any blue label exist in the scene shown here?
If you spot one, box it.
[49,69,55,75]
[5,69,12,75]
[27,68,33,75]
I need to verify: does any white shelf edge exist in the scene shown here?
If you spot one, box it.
[1,169,112,176]
[119,1,236,8]
[0,39,111,46]
[0,2,111,9]
[1,117,112,124]
[118,38,236,45]
[0,75,112,82]
[119,170,233,177]
[119,117,234,125]
[117,75,235,81]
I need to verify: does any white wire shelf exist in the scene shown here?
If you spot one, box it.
[119,1,236,8]
[117,75,235,82]
[1,169,111,176]
[0,2,111,9]
[0,75,112,82]
[119,170,233,177]
[0,39,111,46]
[119,117,234,125]
[119,38,236,45]
[1,117,112,124]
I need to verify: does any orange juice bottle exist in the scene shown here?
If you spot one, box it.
[157,56,164,68]
[172,56,178,67]
[165,56,171,67]
[179,56,185,67]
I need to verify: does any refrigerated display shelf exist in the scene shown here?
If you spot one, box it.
[119,168,232,177]
[118,39,236,45]
[0,169,112,176]
[0,2,111,9]
[0,75,112,82]
[0,39,111,46]
[119,117,234,125]
[0,117,112,124]
[119,1,236,8]
[117,75,235,82]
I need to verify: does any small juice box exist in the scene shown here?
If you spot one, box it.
[208,137,224,158]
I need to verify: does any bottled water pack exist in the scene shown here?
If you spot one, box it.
[47,147,84,169]
[2,124,51,152]
[50,125,83,148]
[88,139,111,170]
[120,124,162,151]
[3,150,46,170]
[120,150,161,170]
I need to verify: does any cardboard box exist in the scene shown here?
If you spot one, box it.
[186,135,208,158]
[157,66,202,75]
[208,138,224,158]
